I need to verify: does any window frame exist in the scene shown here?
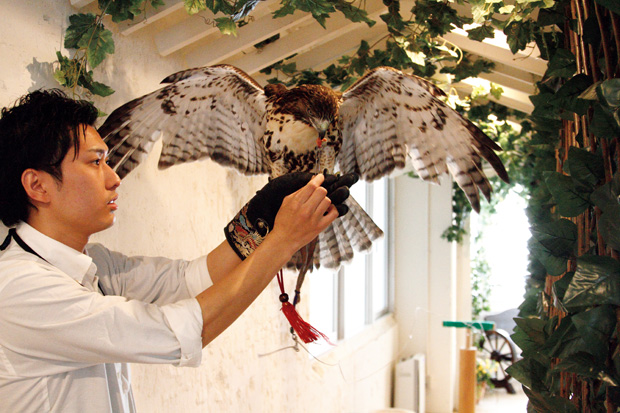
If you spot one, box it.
[311,178,394,343]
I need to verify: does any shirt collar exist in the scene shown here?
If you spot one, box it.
[15,222,96,284]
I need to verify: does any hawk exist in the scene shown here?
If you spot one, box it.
[99,64,509,271]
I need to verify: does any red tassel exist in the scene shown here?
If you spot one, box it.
[279,296,331,344]
[277,271,331,344]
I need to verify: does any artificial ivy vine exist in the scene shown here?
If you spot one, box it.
[503,0,620,410]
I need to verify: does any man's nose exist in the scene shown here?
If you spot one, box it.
[105,164,121,189]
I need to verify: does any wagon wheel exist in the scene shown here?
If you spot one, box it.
[480,329,517,394]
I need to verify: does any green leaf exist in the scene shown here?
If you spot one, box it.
[490,83,503,100]
[470,0,488,24]
[53,69,68,86]
[530,92,560,119]
[564,146,605,189]
[549,74,593,117]
[499,5,515,13]
[102,0,145,22]
[544,171,591,217]
[405,50,426,66]
[334,0,375,27]
[572,305,616,363]
[522,387,579,413]
[582,15,601,46]
[600,79,620,108]
[65,13,97,49]
[512,317,557,360]
[379,0,406,33]
[591,102,620,139]
[215,17,237,36]
[467,24,495,41]
[553,353,619,386]
[563,255,620,310]
[551,272,574,312]
[530,219,577,258]
[528,236,568,276]
[506,358,549,391]
[504,20,532,54]
[86,80,115,97]
[184,0,206,14]
[545,49,577,79]
[590,172,620,211]
[542,316,589,360]
[82,27,115,69]
[590,173,620,250]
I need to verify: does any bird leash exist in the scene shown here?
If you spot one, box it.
[279,135,331,344]
[274,135,333,344]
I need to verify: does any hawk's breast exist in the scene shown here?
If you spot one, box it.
[264,114,318,154]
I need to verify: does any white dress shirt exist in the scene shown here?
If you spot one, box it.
[0,222,212,412]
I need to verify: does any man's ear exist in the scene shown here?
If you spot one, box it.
[21,169,53,204]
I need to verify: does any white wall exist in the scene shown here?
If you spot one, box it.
[0,1,398,411]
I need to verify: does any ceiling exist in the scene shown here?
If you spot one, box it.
[72,0,547,113]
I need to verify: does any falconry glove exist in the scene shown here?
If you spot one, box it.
[225,172,358,260]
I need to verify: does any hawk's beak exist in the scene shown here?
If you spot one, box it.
[316,130,327,148]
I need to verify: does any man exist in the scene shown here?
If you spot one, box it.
[0,89,355,412]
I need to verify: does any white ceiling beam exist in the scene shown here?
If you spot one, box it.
[231,0,399,76]
[442,30,547,77]
[185,10,314,68]
[478,70,537,96]
[153,11,221,56]
[118,0,185,36]
[457,80,534,114]
[153,1,273,57]
[490,61,542,85]
[289,3,420,73]
[251,32,388,86]
[293,30,387,74]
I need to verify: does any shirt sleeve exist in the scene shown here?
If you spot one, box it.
[85,243,213,303]
[0,260,203,378]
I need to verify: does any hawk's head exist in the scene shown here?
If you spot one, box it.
[266,83,342,143]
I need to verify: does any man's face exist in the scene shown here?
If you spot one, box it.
[47,125,121,239]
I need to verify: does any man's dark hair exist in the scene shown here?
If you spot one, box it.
[0,89,99,227]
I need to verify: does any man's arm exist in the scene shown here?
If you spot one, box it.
[197,174,336,347]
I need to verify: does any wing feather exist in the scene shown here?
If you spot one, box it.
[339,66,508,211]
[99,65,269,178]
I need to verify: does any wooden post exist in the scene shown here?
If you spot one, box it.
[458,329,476,413]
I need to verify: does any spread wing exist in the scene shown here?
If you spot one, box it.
[98,65,269,179]
[337,66,509,212]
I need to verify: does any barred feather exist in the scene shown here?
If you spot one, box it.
[286,196,383,270]
[339,66,509,212]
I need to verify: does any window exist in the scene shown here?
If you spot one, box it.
[308,178,392,347]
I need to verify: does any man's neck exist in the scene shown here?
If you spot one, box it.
[26,216,89,252]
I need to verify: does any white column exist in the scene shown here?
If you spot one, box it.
[394,174,458,412]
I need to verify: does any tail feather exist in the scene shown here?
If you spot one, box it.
[285,195,384,270]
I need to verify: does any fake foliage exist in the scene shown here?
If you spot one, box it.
[502,0,620,410]
[51,0,620,409]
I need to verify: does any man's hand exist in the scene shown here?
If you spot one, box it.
[224,172,357,260]
[268,174,338,254]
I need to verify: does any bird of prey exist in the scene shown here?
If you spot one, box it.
[99,64,509,272]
